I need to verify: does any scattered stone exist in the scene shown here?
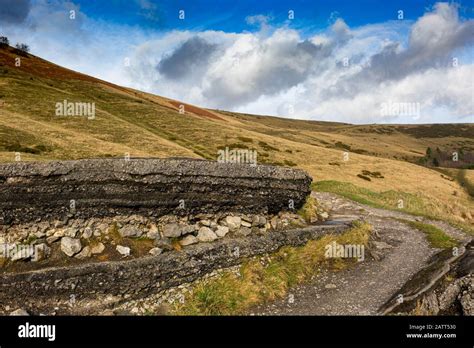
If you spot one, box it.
[241,215,253,223]
[319,212,329,220]
[325,283,337,289]
[215,226,229,238]
[293,216,307,225]
[460,290,473,315]
[90,242,105,255]
[37,222,50,233]
[33,231,46,239]
[225,216,241,231]
[64,227,78,238]
[46,236,61,244]
[252,215,260,226]
[200,220,211,227]
[10,308,29,316]
[241,220,252,228]
[119,225,142,238]
[195,213,212,220]
[75,246,92,259]
[180,235,199,246]
[96,223,109,234]
[180,225,196,236]
[154,237,174,251]
[162,224,182,238]
[149,247,163,256]
[116,245,131,257]
[46,230,65,244]
[82,227,93,239]
[270,217,278,230]
[60,237,82,257]
[252,215,266,227]
[146,224,159,239]
[197,227,217,242]
[236,227,252,237]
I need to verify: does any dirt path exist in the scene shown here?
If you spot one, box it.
[251,192,471,315]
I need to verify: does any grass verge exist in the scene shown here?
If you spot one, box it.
[313,180,474,235]
[399,220,459,249]
[314,180,427,214]
[170,221,372,315]
[297,196,319,223]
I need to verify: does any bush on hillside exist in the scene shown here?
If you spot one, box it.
[15,43,30,53]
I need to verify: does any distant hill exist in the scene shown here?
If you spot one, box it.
[0,44,472,226]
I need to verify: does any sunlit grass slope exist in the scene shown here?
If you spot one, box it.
[0,45,472,226]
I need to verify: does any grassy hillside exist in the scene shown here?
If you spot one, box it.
[0,45,472,228]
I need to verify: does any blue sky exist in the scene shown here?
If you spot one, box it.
[0,0,473,124]
[74,0,472,32]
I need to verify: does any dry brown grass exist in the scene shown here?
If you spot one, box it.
[171,222,372,315]
[1,46,472,227]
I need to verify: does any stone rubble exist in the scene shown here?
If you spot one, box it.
[116,245,131,257]
[60,237,82,257]
[0,208,329,265]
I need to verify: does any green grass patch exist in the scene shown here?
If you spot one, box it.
[456,169,474,198]
[313,180,428,216]
[400,220,458,249]
[314,180,474,236]
[170,221,372,315]
[297,196,318,223]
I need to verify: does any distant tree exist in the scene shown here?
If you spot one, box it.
[0,36,9,46]
[15,43,30,52]
[426,147,432,157]
[432,157,439,167]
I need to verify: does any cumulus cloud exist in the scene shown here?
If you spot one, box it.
[201,29,327,107]
[2,1,472,124]
[0,0,148,84]
[157,37,218,80]
[338,3,474,89]
[125,2,472,123]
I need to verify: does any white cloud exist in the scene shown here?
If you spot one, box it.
[124,2,473,123]
[2,1,472,124]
